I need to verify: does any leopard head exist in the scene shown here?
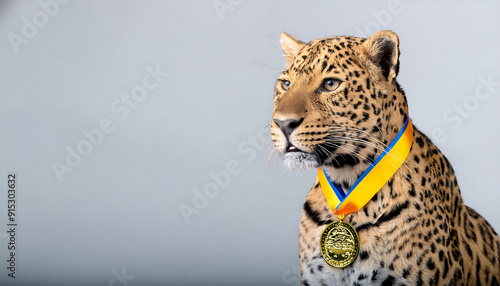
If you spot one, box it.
[271,31,408,183]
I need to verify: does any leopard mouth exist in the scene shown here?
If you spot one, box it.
[286,143,301,153]
[282,139,349,169]
[282,137,359,170]
[283,152,319,169]
[282,143,319,169]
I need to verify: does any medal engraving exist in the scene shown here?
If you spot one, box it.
[320,221,359,268]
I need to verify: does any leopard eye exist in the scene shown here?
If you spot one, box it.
[281,80,291,91]
[322,79,340,92]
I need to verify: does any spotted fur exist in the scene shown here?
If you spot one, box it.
[270,31,500,285]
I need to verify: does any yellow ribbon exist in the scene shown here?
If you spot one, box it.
[318,118,413,216]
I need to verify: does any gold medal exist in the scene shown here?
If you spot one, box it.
[320,218,359,268]
[317,118,413,268]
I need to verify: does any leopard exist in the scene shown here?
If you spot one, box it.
[270,30,500,285]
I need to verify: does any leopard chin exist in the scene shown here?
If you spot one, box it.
[283,152,319,169]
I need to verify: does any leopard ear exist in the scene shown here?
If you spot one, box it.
[360,30,400,82]
[280,32,305,66]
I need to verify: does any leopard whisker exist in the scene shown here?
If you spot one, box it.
[321,138,415,181]
[328,127,387,149]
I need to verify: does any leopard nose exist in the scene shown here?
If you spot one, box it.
[273,118,304,138]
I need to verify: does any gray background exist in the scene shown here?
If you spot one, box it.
[1,1,499,285]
